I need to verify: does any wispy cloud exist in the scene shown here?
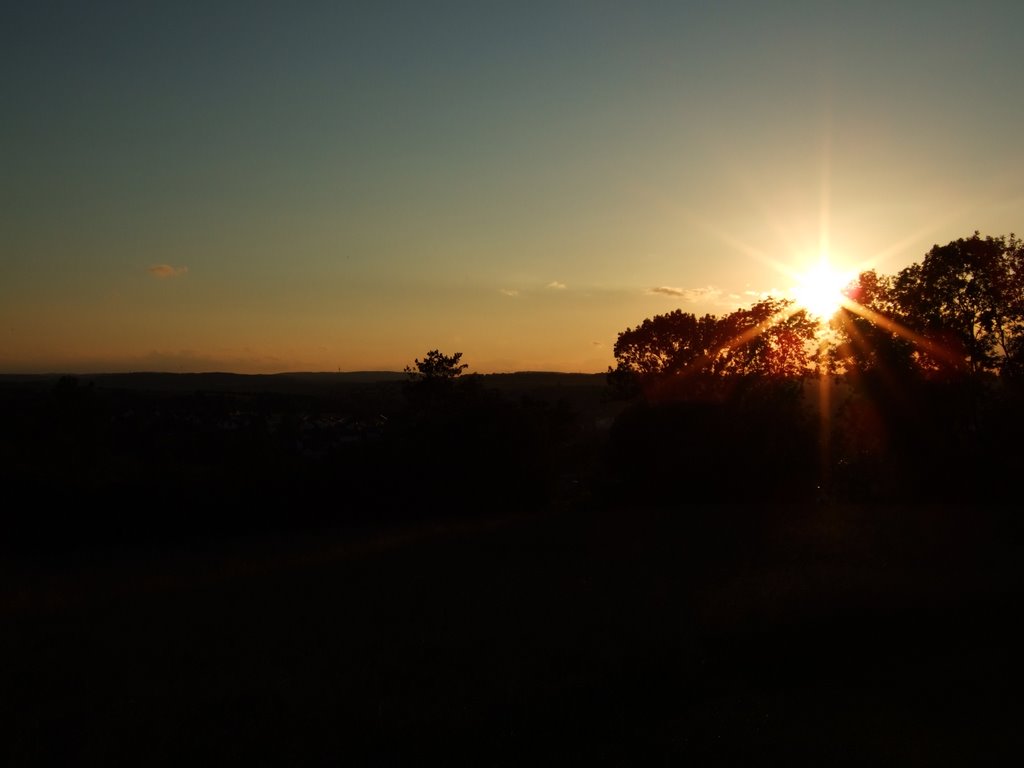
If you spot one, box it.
[499,288,519,297]
[649,285,722,302]
[546,281,566,290]
[650,286,686,297]
[147,264,188,279]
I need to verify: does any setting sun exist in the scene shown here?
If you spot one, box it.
[793,257,852,320]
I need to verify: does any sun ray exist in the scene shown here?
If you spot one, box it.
[720,302,803,353]
[693,218,774,265]
[836,296,962,369]
[664,301,806,382]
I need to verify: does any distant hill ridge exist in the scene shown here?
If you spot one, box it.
[0,370,606,394]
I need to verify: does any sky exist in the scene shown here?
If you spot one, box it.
[3,1,1023,374]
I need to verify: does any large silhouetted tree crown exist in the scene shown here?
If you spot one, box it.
[828,232,1024,378]
[404,350,469,381]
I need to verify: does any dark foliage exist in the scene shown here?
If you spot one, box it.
[609,378,816,506]
[0,365,587,557]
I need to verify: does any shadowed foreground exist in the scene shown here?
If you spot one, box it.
[4,501,1019,765]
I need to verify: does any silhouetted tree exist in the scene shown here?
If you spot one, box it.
[609,298,817,401]
[830,269,917,378]
[612,310,720,378]
[403,349,472,408]
[823,234,1024,502]
[712,298,818,378]
[404,349,469,381]
[608,310,720,400]
[891,233,1024,376]
[395,350,563,514]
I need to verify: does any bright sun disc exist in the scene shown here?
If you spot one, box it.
[793,259,850,319]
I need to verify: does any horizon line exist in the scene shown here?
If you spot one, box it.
[0,369,609,378]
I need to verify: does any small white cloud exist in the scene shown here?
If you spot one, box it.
[148,264,188,279]
[547,281,566,290]
[499,288,519,297]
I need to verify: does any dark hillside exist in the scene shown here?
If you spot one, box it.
[2,363,1022,763]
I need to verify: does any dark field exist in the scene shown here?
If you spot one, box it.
[2,373,1022,764]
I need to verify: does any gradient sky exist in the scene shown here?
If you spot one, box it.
[3,1,1023,373]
